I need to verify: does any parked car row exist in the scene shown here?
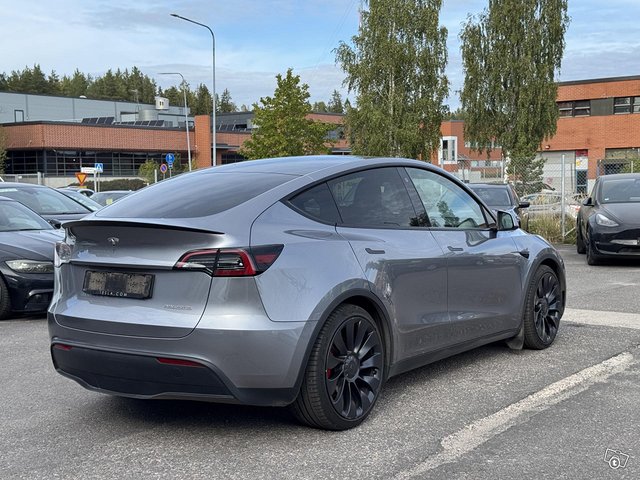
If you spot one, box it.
[0,183,132,319]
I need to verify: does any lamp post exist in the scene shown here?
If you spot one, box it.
[159,72,192,171]
[170,13,216,166]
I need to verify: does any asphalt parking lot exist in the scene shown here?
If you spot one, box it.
[2,245,639,480]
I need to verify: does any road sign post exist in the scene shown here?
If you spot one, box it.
[165,154,174,179]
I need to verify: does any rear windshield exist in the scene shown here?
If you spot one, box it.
[97,171,294,218]
[469,187,512,207]
[0,186,89,215]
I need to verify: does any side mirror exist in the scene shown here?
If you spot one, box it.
[518,201,530,209]
[582,197,593,206]
[48,219,62,229]
[496,210,517,231]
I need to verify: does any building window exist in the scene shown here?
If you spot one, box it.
[558,100,591,117]
[614,97,631,114]
[573,100,590,116]
[613,97,640,114]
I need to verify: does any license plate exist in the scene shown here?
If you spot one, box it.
[83,271,154,299]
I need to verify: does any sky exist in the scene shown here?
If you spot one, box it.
[2,0,640,110]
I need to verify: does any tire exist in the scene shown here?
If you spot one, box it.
[0,276,13,320]
[291,304,385,430]
[586,230,601,266]
[523,266,562,350]
[576,222,586,254]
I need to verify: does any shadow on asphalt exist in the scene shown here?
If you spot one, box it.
[95,341,520,431]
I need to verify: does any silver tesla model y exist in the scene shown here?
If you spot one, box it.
[48,156,566,430]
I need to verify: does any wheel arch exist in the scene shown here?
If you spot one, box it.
[291,288,394,399]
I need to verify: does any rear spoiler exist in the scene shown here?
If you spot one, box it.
[62,219,222,235]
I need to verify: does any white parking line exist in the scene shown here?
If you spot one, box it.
[564,308,640,330]
[394,352,636,479]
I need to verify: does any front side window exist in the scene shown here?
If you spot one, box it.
[327,168,417,228]
[406,168,488,229]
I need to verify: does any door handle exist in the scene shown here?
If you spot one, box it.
[447,246,464,252]
[365,248,386,254]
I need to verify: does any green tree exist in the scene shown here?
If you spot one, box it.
[336,0,449,159]
[60,70,91,97]
[240,69,334,159]
[327,90,344,113]
[138,159,159,184]
[312,101,328,112]
[460,0,569,179]
[218,88,237,113]
[193,84,213,115]
[444,108,466,121]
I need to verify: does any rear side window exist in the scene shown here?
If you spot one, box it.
[327,168,417,228]
[97,172,293,218]
[289,183,341,224]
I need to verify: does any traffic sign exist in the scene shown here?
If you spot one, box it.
[165,153,175,166]
[95,163,104,173]
[75,172,88,186]
[160,163,168,174]
[81,167,96,174]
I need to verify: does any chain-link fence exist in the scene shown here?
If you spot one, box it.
[597,157,640,177]
[453,156,585,242]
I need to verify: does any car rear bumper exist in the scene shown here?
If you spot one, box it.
[48,312,318,406]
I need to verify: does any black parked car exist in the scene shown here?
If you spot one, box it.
[576,173,640,265]
[468,183,529,227]
[0,183,93,222]
[0,196,64,319]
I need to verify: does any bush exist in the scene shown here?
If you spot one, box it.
[525,214,576,244]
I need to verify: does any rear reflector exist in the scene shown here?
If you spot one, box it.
[156,357,205,368]
[175,245,283,277]
[53,344,73,351]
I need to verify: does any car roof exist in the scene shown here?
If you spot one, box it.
[468,183,510,188]
[210,155,443,178]
[0,182,48,189]
[598,173,640,180]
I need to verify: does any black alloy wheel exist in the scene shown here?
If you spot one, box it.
[576,221,586,254]
[292,304,385,430]
[523,266,562,349]
[0,277,12,320]
[325,316,383,420]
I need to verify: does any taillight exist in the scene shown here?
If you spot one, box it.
[174,245,283,277]
[54,241,72,267]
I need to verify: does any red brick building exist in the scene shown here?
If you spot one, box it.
[3,75,640,192]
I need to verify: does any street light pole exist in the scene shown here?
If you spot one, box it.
[159,72,192,171]
[170,13,216,166]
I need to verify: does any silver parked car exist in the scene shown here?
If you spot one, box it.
[48,156,566,430]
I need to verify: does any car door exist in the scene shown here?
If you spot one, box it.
[405,167,527,345]
[328,167,450,361]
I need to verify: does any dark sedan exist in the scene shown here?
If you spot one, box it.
[576,173,640,265]
[0,197,64,319]
[0,183,93,222]
[468,183,529,227]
